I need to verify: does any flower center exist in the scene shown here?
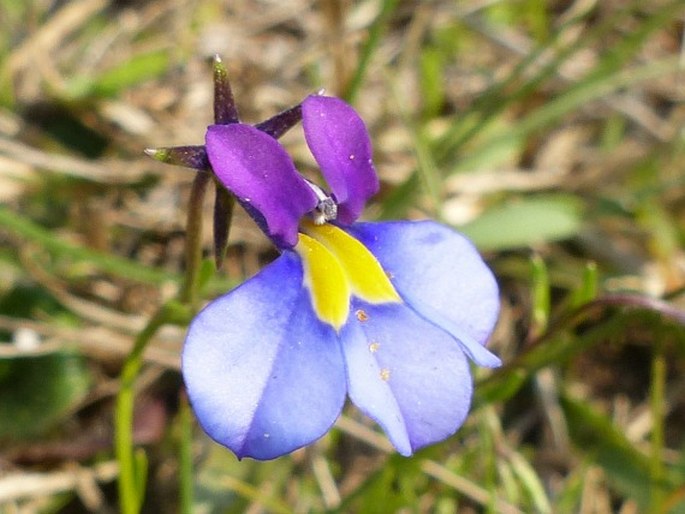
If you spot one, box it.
[295,222,401,331]
[304,179,338,225]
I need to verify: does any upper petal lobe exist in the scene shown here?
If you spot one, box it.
[349,221,500,367]
[182,252,347,460]
[206,124,318,248]
[302,96,379,224]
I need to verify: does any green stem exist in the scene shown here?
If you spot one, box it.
[116,170,209,513]
[115,308,168,514]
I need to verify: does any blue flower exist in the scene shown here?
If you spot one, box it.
[183,94,501,460]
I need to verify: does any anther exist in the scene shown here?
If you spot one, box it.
[305,179,338,224]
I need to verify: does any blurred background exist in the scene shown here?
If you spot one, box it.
[1,0,685,512]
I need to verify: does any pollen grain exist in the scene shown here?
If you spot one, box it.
[380,368,391,382]
[356,309,369,322]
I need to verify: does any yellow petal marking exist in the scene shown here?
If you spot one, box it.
[303,221,401,304]
[295,233,350,331]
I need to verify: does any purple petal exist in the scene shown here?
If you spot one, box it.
[183,252,347,460]
[302,95,379,224]
[349,221,501,368]
[342,300,473,455]
[206,124,318,248]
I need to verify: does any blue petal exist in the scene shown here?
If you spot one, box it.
[342,300,473,455]
[349,221,501,368]
[183,252,347,460]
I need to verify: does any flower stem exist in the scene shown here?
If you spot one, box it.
[180,171,211,307]
[116,170,210,513]
[115,307,168,514]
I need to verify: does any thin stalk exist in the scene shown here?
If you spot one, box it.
[115,308,168,514]
[179,171,211,307]
[116,170,209,513]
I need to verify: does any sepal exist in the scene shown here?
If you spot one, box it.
[144,145,209,170]
[212,55,239,125]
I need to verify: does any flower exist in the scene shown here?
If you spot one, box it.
[182,94,501,460]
